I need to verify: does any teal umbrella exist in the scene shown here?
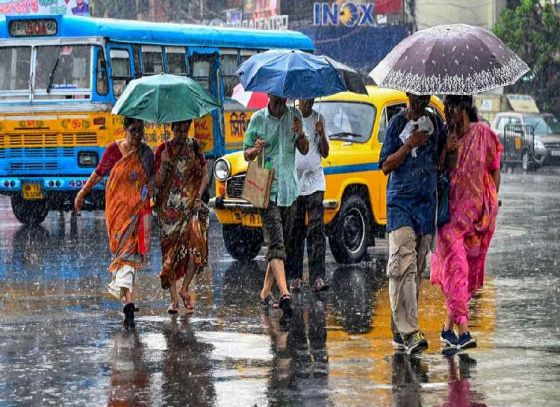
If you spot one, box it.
[111,73,221,123]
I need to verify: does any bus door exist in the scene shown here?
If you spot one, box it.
[188,47,223,158]
[106,43,136,100]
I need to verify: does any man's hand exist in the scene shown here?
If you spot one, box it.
[244,138,265,162]
[293,117,303,136]
[406,130,430,148]
[254,138,265,155]
[315,120,325,136]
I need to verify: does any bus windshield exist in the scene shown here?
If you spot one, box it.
[0,44,93,99]
[0,46,32,91]
[35,45,92,92]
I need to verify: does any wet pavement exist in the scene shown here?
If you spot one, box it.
[1,168,560,406]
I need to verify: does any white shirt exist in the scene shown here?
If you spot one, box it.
[296,110,329,196]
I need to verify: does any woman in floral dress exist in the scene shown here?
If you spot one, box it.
[155,120,209,314]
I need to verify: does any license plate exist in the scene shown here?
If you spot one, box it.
[242,213,262,227]
[551,150,560,157]
[22,183,44,200]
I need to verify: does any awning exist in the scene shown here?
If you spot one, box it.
[506,94,540,113]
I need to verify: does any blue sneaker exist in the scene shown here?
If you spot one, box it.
[392,333,406,350]
[457,332,477,350]
[440,328,459,346]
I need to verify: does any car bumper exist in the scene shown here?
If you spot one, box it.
[0,176,104,193]
[209,197,339,226]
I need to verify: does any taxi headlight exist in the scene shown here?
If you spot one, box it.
[214,158,231,182]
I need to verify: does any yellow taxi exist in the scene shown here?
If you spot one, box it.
[209,87,444,263]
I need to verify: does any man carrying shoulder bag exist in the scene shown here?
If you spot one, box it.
[243,94,309,320]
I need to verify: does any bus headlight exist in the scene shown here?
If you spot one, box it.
[214,158,231,182]
[78,151,99,167]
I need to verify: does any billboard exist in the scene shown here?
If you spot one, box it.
[0,0,90,16]
[243,0,280,19]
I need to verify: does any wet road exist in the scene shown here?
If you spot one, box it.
[1,169,560,406]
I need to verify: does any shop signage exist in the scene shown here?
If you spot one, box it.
[313,2,375,27]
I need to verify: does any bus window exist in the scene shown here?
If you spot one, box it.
[190,54,211,90]
[240,49,257,65]
[0,46,31,93]
[110,49,131,97]
[166,47,187,75]
[35,45,92,92]
[133,45,142,78]
[95,47,108,95]
[220,50,238,97]
[142,46,163,75]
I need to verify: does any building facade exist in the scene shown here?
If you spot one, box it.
[415,0,507,30]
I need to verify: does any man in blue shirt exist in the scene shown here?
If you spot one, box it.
[379,93,446,354]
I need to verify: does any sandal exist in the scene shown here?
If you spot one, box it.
[260,294,280,309]
[167,302,179,314]
[312,278,329,293]
[180,292,195,313]
[279,294,293,319]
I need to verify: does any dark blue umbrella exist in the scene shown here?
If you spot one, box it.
[236,49,347,99]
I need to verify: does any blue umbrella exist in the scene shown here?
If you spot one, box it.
[236,49,347,99]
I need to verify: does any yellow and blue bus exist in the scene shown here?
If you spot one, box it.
[0,14,314,224]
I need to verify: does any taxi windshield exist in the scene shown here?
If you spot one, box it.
[314,101,376,143]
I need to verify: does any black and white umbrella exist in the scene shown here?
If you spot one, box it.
[369,24,530,95]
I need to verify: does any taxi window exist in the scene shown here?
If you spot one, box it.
[314,101,376,143]
[378,103,406,142]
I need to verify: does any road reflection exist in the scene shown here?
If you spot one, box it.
[263,295,330,406]
[437,354,487,407]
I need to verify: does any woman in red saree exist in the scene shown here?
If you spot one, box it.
[75,117,154,329]
[155,120,209,314]
[432,95,502,349]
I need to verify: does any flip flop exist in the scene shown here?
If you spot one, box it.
[260,294,280,309]
[167,303,179,314]
[180,292,195,313]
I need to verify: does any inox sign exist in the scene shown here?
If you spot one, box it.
[313,2,375,27]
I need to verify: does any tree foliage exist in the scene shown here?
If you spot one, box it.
[494,0,560,116]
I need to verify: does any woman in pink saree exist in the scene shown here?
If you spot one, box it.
[432,95,502,349]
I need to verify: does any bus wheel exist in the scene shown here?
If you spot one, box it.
[11,195,49,225]
[223,224,263,262]
[329,195,370,264]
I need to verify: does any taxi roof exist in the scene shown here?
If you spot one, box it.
[322,86,444,114]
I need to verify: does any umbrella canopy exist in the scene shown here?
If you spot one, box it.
[112,73,221,123]
[236,49,347,99]
[320,55,368,95]
[231,83,269,109]
[369,24,530,95]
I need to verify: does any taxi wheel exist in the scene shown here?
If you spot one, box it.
[223,224,263,262]
[329,195,370,264]
[11,195,49,225]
